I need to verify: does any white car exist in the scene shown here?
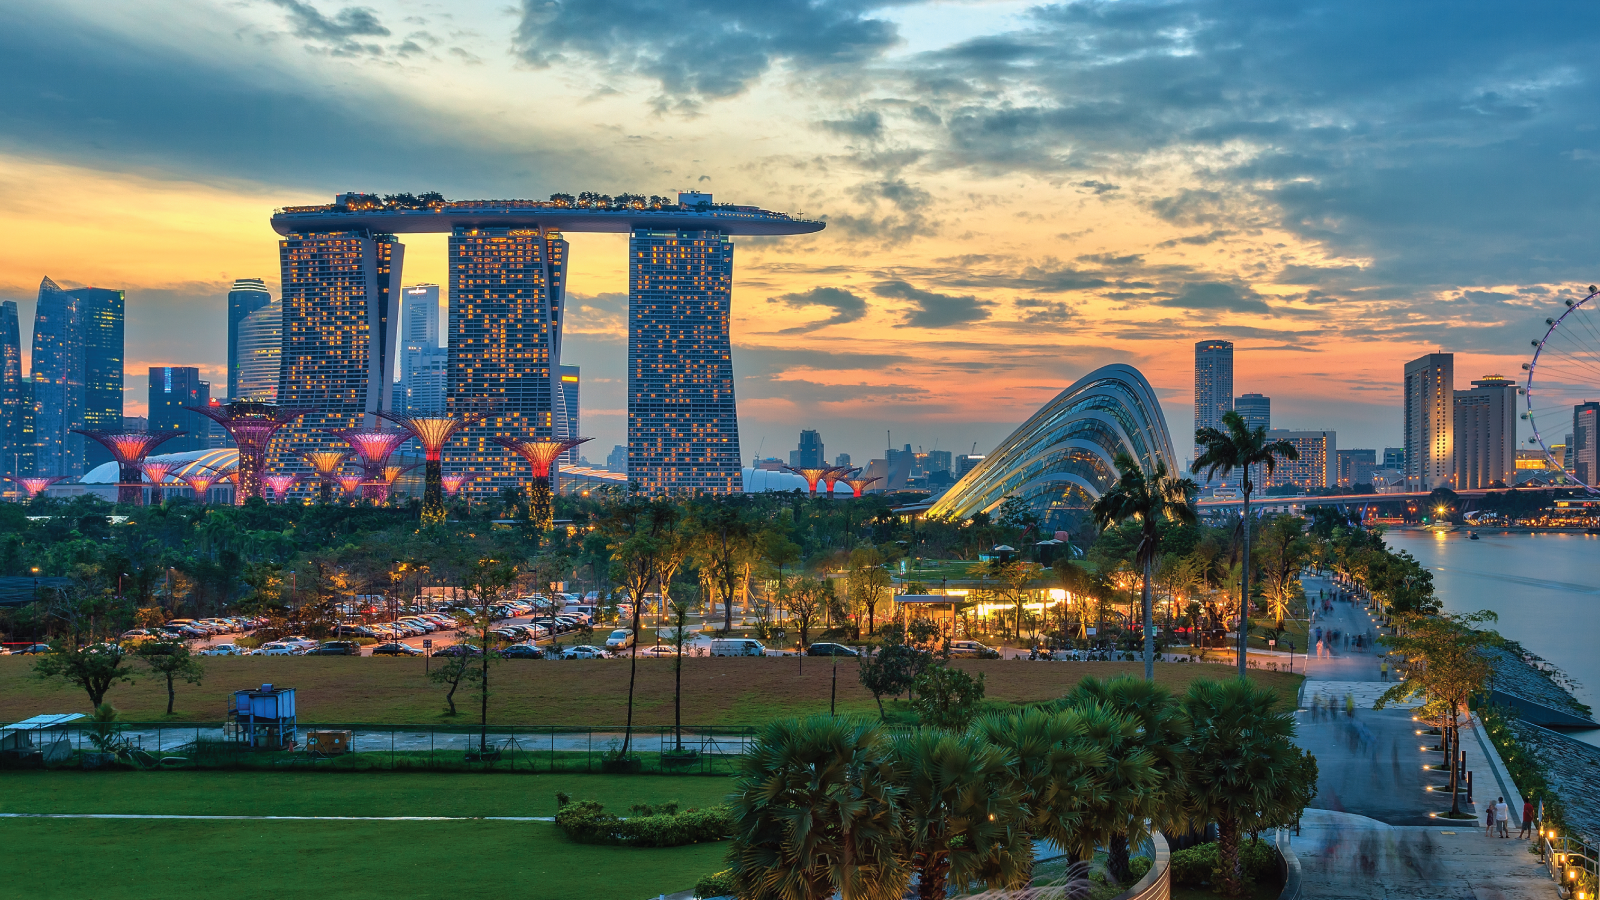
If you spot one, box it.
[254,642,302,656]
[199,644,246,656]
[561,645,610,659]
[604,629,635,650]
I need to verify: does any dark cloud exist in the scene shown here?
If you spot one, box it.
[766,286,869,333]
[512,0,904,105]
[873,280,994,328]
[1156,282,1272,314]
[1013,298,1076,325]
[818,110,885,140]
[1074,179,1119,195]
[827,177,939,243]
[266,0,390,55]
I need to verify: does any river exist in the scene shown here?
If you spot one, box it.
[1383,529,1600,743]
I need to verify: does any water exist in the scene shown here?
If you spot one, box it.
[1383,529,1600,743]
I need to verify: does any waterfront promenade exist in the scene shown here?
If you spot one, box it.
[1290,572,1555,900]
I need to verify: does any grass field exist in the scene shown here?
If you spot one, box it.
[0,772,733,900]
[0,656,1302,724]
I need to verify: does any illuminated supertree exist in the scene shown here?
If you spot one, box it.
[820,466,858,498]
[842,475,883,498]
[11,476,68,500]
[781,464,854,497]
[140,461,176,504]
[263,474,299,503]
[337,473,365,500]
[301,451,349,504]
[374,463,422,505]
[491,436,590,531]
[327,429,410,503]
[187,402,312,505]
[179,466,224,503]
[375,411,481,526]
[442,473,468,497]
[74,430,184,504]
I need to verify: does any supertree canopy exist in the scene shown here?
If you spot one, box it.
[140,461,176,504]
[781,464,855,497]
[491,436,590,531]
[188,402,312,505]
[74,430,183,504]
[842,475,883,498]
[375,411,481,526]
[301,450,349,505]
[12,476,68,500]
[441,473,467,496]
[263,474,299,502]
[337,473,365,498]
[820,465,858,497]
[371,463,420,505]
[327,429,410,503]
[179,466,224,502]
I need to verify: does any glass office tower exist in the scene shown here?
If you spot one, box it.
[235,299,282,402]
[228,277,272,401]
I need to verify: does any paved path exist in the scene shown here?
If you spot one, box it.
[1295,809,1553,900]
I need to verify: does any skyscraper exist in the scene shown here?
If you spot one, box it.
[1573,402,1599,487]
[1335,449,1377,486]
[77,286,125,471]
[559,364,580,462]
[268,231,405,484]
[400,284,446,413]
[1193,340,1234,445]
[235,299,282,402]
[0,301,21,485]
[148,367,211,453]
[791,429,824,468]
[1452,375,1517,489]
[228,277,272,401]
[1265,429,1336,489]
[628,228,739,494]
[446,226,566,497]
[1403,353,1454,491]
[1235,393,1270,431]
[30,278,83,477]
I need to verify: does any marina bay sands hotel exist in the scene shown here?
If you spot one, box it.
[266,193,823,496]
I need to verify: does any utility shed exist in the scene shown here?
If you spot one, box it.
[0,713,85,763]
[229,684,297,750]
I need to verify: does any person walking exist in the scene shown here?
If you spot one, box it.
[1497,798,1511,837]
[1520,800,1535,839]
[1380,659,1389,681]
[1484,801,1497,837]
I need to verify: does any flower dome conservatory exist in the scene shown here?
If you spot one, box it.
[927,363,1177,532]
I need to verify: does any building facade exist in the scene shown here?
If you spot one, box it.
[558,364,580,462]
[1404,353,1454,491]
[1383,447,1405,470]
[446,227,567,497]
[227,278,272,401]
[0,301,20,486]
[30,278,83,477]
[791,430,824,468]
[1266,429,1336,489]
[1335,449,1377,487]
[1452,375,1517,489]
[627,228,740,494]
[1574,402,1599,487]
[148,367,212,454]
[235,298,282,402]
[269,231,405,486]
[1194,340,1234,443]
[1235,393,1270,431]
[399,284,445,414]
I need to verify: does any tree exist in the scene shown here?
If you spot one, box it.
[692,500,759,632]
[1377,610,1496,817]
[909,664,987,731]
[601,497,679,758]
[791,577,828,657]
[847,545,891,637]
[761,527,802,623]
[664,588,700,751]
[463,558,518,756]
[1193,410,1300,677]
[987,558,1044,640]
[858,641,925,720]
[974,707,1105,879]
[1256,515,1312,627]
[428,650,481,716]
[1090,452,1198,680]
[137,638,205,716]
[728,716,909,900]
[34,641,135,709]
[891,730,1029,900]
[1182,678,1308,896]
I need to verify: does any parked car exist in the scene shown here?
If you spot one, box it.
[604,629,635,650]
[499,644,545,659]
[332,625,377,638]
[255,642,302,656]
[433,644,482,657]
[198,643,247,656]
[947,640,1000,659]
[637,645,680,658]
[371,642,422,656]
[16,643,51,655]
[306,641,362,656]
[561,645,609,659]
[806,642,859,657]
[710,638,767,657]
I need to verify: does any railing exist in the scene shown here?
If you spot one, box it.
[1537,815,1599,900]
[1110,833,1170,900]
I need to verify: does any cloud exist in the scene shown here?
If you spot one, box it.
[1012,298,1076,325]
[873,280,994,328]
[818,110,885,140]
[266,0,390,53]
[767,286,868,333]
[1074,180,1119,195]
[1156,282,1272,314]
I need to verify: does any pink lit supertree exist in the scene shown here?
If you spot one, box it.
[441,473,468,497]
[491,436,589,530]
[140,461,176,504]
[187,402,312,505]
[327,429,410,503]
[74,430,184,504]
[11,476,68,500]
[179,466,224,503]
[375,411,482,525]
[337,474,365,500]
[263,474,299,503]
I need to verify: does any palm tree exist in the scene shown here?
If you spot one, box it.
[891,730,1030,900]
[1182,678,1304,896]
[728,716,909,900]
[1090,452,1198,681]
[974,707,1106,879]
[1193,410,1299,676]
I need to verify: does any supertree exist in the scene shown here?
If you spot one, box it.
[490,436,590,531]
[442,473,468,497]
[10,476,68,500]
[842,475,883,498]
[782,464,854,498]
[373,463,421,505]
[187,402,312,505]
[375,411,481,526]
[337,473,365,500]
[301,451,349,504]
[140,461,176,504]
[263,474,299,503]
[820,466,858,498]
[179,466,225,503]
[327,429,410,504]
[74,430,184,504]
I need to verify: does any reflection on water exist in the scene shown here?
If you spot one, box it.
[1384,530,1600,744]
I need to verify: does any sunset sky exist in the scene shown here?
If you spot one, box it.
[4,0,1597,466]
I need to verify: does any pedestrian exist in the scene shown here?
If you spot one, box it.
[1520,800,1535,839]
[1345,693,1355,718]
[1497,798,1510,838]
[1317,639,1324,658]
[1484,801,1496,837]
[1380,660,1389,681]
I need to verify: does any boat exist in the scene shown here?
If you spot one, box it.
[1469,531,1480,540]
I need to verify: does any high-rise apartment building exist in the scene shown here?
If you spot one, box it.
[0,302,21,485]
[1235,393,1270,431]
[1193,341,1234,445]
[791,430,825,468]
[1403,353,1454,491]
[1335,449,1377,487]
[558,365,580,462]
[15,378,34,480]
[446,227,566,497]
[148,367,212,454]
[1452,375,1517,489]
[76,287,124,472]
[606,444,627,473]
[29,278,123,477]
[835,452,852,468]
[269,231,405,485]
[227,278,272,401]
[1574,402,1599,487]
[1383,447,1405,470]
[1266,429,1336,489]
[399,284,446,414]
[235,299,282,402]
[627,228,739,494]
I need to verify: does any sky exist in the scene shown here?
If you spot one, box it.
[3,0,1599,466]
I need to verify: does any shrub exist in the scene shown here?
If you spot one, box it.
[1128,856,1153,881]
[554,799,733,848]
[1170,843,1219,885]
[694,869,735,899]
[1169,839,1278,886]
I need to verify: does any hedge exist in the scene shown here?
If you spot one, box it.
[554,797,733,848]
[1169,839,1278,886]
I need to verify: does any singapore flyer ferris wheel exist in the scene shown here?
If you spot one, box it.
[1524,284,1600,493]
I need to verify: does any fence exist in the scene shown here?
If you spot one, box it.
[11,721,763,775]
[1537,814,1598,899]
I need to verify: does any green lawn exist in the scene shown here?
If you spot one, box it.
[0,772,735,899]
